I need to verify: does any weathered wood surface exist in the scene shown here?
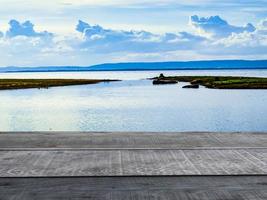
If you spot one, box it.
[0,132,266,177]
[0,132,267,199]
[1,176,267,200]
[0,132,266,149]
[0,149,266,177]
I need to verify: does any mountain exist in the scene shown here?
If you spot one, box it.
[89,60,267,71]
[1,60,267,73]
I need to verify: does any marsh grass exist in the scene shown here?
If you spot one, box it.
[154,76,267,89]
[0,79,118,90]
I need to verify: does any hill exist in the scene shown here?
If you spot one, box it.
[1,60,267,73]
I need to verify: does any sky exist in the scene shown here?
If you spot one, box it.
[0,0,267,67]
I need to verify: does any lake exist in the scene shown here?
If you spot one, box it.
[0,69,267,132]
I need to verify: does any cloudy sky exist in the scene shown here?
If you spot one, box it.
[0,0,267,67]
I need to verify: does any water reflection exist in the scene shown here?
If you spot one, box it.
[0,74,266,132]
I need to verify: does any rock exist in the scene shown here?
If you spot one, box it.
[153,79,178,85]
[159,73,165,79]
[190,79,202,84]
[182,84,199,89]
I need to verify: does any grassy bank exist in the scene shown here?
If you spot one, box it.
[153,76,267,89]
[0,79,118,90]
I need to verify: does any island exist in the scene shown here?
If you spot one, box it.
[0,79,119,90]
[152,75,267,89]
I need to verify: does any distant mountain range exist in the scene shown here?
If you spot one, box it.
[1,60,267,73]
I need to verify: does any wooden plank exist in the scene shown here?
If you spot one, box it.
[0,149,266,177]
[0,176,266,200]
[0,132,266,199]
[184,149,267,175]
[0,132,266,149]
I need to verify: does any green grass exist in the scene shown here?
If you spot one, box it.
[153,76,267,89]
[0,79,118,90]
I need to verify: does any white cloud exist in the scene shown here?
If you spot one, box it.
[61,0,204,7]
[257,19,267,35]
[60,0,267,9]
[6,19,53,38]
[0,20,69,66]
[0,15,267,67]
[262,19,267,28]
[75,20,205,54]
[216,32,260,47]
[73,17,267,61]
[190,15,256,38]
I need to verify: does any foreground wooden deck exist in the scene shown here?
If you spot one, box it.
[1,176,267,200]
[0,132,266,199]
[0,149,267,176]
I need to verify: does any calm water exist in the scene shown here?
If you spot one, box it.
[0,70,267,132]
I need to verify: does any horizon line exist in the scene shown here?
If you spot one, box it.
[2,59,267,69]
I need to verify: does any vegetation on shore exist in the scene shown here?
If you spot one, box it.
[0,79,118,90]
[153,75,267,89]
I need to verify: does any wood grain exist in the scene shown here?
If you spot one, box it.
[0,176,266,200]
[0,149,266,177]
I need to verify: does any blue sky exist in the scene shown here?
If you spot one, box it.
[0,0,267,67]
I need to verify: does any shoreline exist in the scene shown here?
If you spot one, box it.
[1,75,267,90]
[1,67,267,74]
[153,75,267,89]
[0,79,119,90]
